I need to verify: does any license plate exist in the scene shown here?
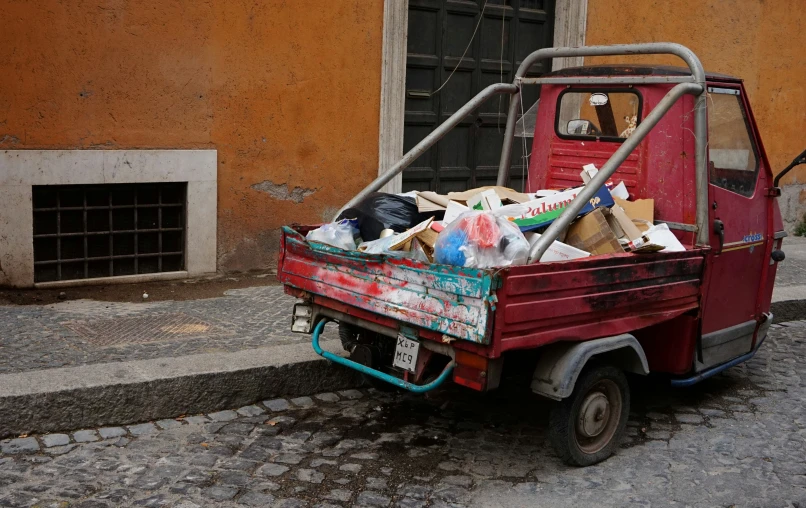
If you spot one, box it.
[393,335,420,373]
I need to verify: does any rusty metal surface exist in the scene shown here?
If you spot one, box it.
[278,227,497,344]
[492,250,706,353]
[63,312,228,347]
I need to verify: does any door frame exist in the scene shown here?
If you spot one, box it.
[377,0,589,193]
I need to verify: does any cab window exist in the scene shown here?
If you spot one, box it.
[556,90,641,141]
[707,88,759,197]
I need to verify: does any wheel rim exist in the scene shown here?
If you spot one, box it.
[573,379,622,454]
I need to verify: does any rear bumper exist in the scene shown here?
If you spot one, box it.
[310,319,455,393]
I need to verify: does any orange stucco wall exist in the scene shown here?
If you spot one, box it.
[585,0,806,227]
[0,1,384,271]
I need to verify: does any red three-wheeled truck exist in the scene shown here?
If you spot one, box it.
[277,44,803,466]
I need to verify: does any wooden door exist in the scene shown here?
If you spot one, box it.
[402,0,555,193]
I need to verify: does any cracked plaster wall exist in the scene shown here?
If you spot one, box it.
[0,1,384,272]
[585,0,806,232]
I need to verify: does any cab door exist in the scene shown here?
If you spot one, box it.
[699,84,769,369]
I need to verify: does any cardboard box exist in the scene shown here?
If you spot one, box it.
[498,185,615,232]
[467,189,503,211]
[614,197,654,223]
[565,208,624,256]
[524,232,590,263]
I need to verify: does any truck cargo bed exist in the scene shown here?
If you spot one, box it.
[279,226,706,353]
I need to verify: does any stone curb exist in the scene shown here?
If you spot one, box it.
[0,339,363,439]
[770,299,806,324]
[1,388,370,456]
[1,303,802,440]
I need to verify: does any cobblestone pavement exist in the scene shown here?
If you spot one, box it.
[1,321,805,507]
[0,286,339,375]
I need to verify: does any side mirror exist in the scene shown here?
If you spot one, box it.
[567,119,593,135]
[773,148,806,188]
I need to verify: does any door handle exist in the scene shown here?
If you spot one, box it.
[713,219,724,254]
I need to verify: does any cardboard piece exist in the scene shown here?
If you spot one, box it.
[467,189,503,211]
[633,219,652,233]
[409,237,433,263]
[447,186,533,204]
[565,208,624,256]
[415,191,451,212]
[415,227,439,249]
[524,232,590,263]
[614,197,654,223]
[609,181,630,200]
[388,217,434,251]
[643,223,686,252]
[497,185,615,232]
[603,204,666,252]
[442,201,469,225]
[603,205,643,242]
[581,164,599,183]
[358,217,434,254]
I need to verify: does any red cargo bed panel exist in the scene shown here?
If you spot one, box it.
[493,250,706,352]
[278,226,498,344]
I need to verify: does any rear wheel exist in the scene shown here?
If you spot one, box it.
[548,364,630,466]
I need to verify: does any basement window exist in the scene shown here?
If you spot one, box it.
[32,183,186,283]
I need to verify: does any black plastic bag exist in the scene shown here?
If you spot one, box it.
[337,192,444,242]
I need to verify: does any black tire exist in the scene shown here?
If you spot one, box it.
[338,322,359,353]
[339,323,398,392]
[548,364,630,466]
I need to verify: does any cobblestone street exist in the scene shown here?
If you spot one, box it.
[0,321,804,507]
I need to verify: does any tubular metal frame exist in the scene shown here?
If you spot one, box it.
[336,43,709,262]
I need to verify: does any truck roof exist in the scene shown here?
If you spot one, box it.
[545,64,740,82]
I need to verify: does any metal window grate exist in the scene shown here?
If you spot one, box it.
[32,183,187,283]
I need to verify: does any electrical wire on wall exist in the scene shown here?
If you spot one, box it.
[429,0,489,97]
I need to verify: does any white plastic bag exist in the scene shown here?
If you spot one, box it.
[434,211,529,268]
[306,220,358,250]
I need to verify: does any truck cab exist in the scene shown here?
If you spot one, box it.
[527,64,784,374]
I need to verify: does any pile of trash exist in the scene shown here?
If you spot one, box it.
[306,163,685,269]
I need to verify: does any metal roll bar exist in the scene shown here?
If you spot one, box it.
[336,43,710,257]
[334,82,518,218]
[498,43,708,249]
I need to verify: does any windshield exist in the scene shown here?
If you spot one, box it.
[556,90,641,141]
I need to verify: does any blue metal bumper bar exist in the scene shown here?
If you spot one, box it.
[670,336,767,387]
[311,320,455,394]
